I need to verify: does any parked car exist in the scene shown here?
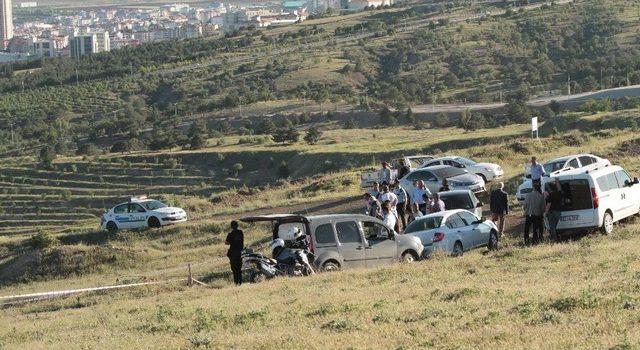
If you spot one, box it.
[399,165,486,197]
[101,196,187,233]
[438,190,484,217]
[543,164,640,235]
[421,156,503,183]
[404,209,499,257]
[240,214,424,271]
[516,154,610,201]
[360,155,434,188]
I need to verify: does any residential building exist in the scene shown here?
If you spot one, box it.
[0,0,13,41]
[32,38,55,56]
[70,33,98,58]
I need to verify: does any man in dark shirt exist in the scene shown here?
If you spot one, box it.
[225,220,244,285]
[545,181,563,242]
[490,182,509,237]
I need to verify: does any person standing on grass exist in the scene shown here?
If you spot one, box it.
[392,180,408,231]
[545,180,563,242]
[530,156,546,189]
[490,182,509,237]
[523,182,545,245]
[379,161,392,186]
[225,220,244,286]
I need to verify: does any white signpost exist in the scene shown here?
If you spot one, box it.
[531,117,539,139]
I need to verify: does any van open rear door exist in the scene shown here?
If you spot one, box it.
[240,214,309,224]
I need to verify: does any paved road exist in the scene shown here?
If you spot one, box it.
[408,84,640,114]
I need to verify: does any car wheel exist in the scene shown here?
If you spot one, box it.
[488,231,499,251]
[250,271,266,283]
[452,241,464,257]
[106,221,118,234]
[322,261,341,272]
[401,250,417,263]
[148,216,161,229]
[601,212,613,235]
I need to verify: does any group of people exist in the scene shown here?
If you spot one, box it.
[521,156,563,244]
[364,175,446,233]
[487,157,565,244]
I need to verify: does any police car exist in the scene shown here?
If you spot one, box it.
[101,197,187,233]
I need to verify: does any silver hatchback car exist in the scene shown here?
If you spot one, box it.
[241,214,424,271]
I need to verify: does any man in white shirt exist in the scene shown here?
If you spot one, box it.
[379,162,392,185]
[379,185,398,212]
[411,180,431,214]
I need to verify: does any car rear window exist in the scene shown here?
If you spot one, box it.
[315,224,335,244]
[440,193,473,210]
[404,216,443,234]
[335,221,362,243]
[559,179,593,211]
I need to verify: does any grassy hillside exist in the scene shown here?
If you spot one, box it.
[2,220,640,348]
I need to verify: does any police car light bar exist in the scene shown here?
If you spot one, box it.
[129,195,148,202]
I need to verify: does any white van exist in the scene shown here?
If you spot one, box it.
[546,165,640,235]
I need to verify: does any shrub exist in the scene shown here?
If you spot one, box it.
[31,232,59,250]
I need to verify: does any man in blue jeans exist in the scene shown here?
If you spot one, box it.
[530,156,546,189]
[545,181,563,242]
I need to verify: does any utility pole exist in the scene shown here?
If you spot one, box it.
[75,68,79,86]
[567,73,571,95]
[600,67,603,90]
[431,86,436,112]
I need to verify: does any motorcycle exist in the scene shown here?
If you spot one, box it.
[241,246,315,283]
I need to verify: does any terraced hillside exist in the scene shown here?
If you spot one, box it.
[0,158,219,235]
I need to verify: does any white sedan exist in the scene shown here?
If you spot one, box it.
[101,197,187,233]
[404,209,499,257]
[422,156,503,183]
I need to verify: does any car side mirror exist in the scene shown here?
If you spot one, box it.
[476,202,483,208]
[634,177,639,185]
[389,231,396,240]
[480,216,486,222]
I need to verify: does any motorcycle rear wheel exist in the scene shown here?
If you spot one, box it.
[250,270,267,283]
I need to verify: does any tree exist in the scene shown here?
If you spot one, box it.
[256,118,276,135]
[549,100,561,115]
[403,108,415,124]
[278,161,290,178]
[304,127,322,145]
[458,109,472,130]
[188,121,207,149]
[379,107,397,126]
[433,112,449,127]
[272,128,287,144]
[76,142,100,156]
[39,145,55,169]
[110,140,131,154]
[232,162,243,177]
[285,127,300,144]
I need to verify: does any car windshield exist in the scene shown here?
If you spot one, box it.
[440,193,474,210]
[454,157,476,166]
[431,167,467,178]
[404,216,443,234]
[544,161,566,173]
[141,200,167,210]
